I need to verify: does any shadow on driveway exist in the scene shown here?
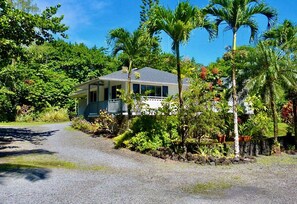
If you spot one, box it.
[0,128,58,145]
[0,149,56,158]
[0,163,51,183]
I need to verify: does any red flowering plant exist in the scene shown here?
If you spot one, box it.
[281,101,294,125]
[198,65,225,101]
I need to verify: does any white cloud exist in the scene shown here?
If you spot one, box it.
[35,0,109,29]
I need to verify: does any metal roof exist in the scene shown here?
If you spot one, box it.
[99,67,189,85]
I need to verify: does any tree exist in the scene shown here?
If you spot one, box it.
[263,20,297,145]
[0,1,68,67]
[147,1,215,108]
[108,28,155,118]
[206,0,277,157]
[8,0,39,13]
[244,42,296,146]
[140,0,159,26]
[263,19,297,50]
[147,1,215,152]
[28,40,120,83]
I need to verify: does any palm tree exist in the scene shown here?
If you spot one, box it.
[108,28,154,118]
[263,20,297,145]
[147,1,215,108]
[147,2,215,152]
[263,19,297,50]
[244,41,296,145]
[206,0,277,157]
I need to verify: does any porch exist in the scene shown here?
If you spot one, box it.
[84,96,166,117]
[85,99,124,117]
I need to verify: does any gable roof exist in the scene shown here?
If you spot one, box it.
[100,67,189,85]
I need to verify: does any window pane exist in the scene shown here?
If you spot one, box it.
[147,85,154,96]
[162,86,168,97]
[133,84,140,94]
[156,86,161,96]
[141,85,146,94]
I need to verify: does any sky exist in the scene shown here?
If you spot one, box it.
[35,0,297,65]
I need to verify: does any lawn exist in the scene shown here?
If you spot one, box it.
[265,123,290,137]
[0,121,69,127]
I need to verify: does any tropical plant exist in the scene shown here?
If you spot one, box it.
[262,19,297,144]
[244,42,296,144]
[108,28,157,118]
[147,1,215,108]
[206,0,277,157]
[263,19,297,51]
[0,1,67,67]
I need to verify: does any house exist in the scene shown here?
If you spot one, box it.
[71,67,189,118]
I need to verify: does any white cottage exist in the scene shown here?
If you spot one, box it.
[71,67,189,118]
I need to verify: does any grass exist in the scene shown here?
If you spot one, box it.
[257,154,297,166]
[3,155,77,169]
[0,154,106,171]
[0,121,69,127]
[185,180,232,196]
[64,126,76,132]
[265,123,289,137]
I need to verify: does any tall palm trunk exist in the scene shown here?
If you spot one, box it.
[232,31,240,158]
[269,84,278,143]
[127,60,133,119]
[175,42,183,108]
[175,42,186,153]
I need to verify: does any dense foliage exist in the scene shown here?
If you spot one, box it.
[1,0,296,157]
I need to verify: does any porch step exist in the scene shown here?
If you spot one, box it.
[88,113,99,117]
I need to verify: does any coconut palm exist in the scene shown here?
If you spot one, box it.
[147,1,215,108]
[244,41,296,144]
[108,28,154,118]
[206,0,277,157]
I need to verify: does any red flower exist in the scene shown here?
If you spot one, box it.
[217,78,222,86]
[201,66,207,73]
[200,72,207,79]
[212,67,219,75]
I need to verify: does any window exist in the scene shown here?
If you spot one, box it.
[133,84,140,94]
[111,85,121,99]
[162,86,168,97]
[156,86,161,96]
[140,85,166,97]
[90,91,97,102]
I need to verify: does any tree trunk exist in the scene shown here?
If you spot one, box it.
[127,60,133,120]
[175,42,186,154]
[232,31,240,158]
[269,84,278,143]
[175,42,183,108]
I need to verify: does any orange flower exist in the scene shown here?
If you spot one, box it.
[212,67,219,75]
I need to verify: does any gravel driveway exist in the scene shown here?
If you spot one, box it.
[0,123,297,204]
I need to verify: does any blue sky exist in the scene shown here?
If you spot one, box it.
[36,0,297,65]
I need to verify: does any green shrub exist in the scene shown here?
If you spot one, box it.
[94,110,116,133]
[71,117,98,133]
[114,115,178,152]
[15,105,36,122]
[36,107,69,122]
[113,130,133,148]
[15,113,35,122]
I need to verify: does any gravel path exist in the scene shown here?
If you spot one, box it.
[0,123,297,204]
